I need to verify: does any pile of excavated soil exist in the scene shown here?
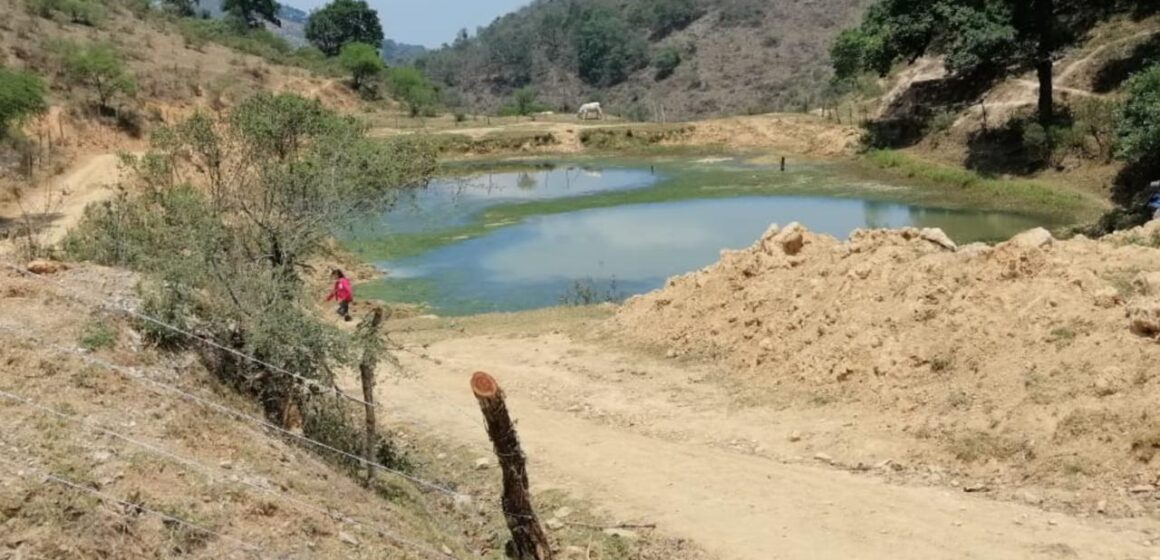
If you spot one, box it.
[611,221,1160,512]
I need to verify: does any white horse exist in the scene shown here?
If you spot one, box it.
[577,102,604,120]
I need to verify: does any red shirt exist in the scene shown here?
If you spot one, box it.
[328,278,352,302]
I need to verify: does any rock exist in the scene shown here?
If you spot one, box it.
[92,450,112,463]
[452,493,474,513]
[553,506,574,519]
[959,243,993,258]
[1135,272,1160,296]
[920,228,957,251]
[788,431,803,443]
[1093,288,1122,309]
[1006,228,1055,250]
[602,528,639,540]
[473,458,492,470]
[26,260,67,275]
[665,349,678,359]
[764,222,806,256]
[338,531,359,546]
[546,518,565,530]
[813,452,834,464]
[1129,484,1155,494]
[562,546,587,559]
[1127,299,1160,338]
[963,484,990,493]
[1096,499,1108,513]
[759,338,774,351]
[1020,491,1043,505]
[218,460,233,470]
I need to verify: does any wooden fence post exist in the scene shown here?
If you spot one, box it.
[358,307,385,485]
[470,371,553,560]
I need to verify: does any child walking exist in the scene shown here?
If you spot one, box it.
[327,269,353,322]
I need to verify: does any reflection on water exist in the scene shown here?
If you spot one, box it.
[370,196,1046,315]
[374,167,659,235]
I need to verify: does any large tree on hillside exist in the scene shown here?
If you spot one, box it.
[305,0,384,57]
[831,0,1138,124]
[223,0,281,28]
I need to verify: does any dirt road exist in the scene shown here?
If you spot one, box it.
[383,331,1159,560]
[0,153,126,252]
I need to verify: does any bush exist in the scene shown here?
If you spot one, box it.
[338,42,383,93]
[716,0,765,27]
[0,67,48,133]
[386,67,439,117]
[78,320,117,351]
[57,41,136,111]
[1073,97,1119,162]
[652,48,681,81]
[1116,64,1160,164]
[498,87,545,117]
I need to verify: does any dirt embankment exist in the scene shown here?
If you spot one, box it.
[611,220,1160,515]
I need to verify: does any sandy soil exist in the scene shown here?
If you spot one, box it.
[382,317,1160,560]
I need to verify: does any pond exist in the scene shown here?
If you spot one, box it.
[346,161,1053,316]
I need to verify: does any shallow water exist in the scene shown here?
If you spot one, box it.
[352,164,1050,316]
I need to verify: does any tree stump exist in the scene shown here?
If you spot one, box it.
[470,371,553,560]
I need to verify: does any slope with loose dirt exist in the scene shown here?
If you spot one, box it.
[609,220,1160,520]
[381,301,1160,560]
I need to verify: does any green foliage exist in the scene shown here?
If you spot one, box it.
[0,67,48,133]
[576,7,648,87]
[630,0,703,39]
[78,320,117,351]
[25,0,106,26]
[305,0,384,57]
[160,0,195,17]
[652,47,681,81]
[222,0,280,29]
[58,41,136,110]
[499,87,546,117]
[1115,64,1160,163]
[63,93,436,420]
[338,42,383,92]
[1073,97,1120,161]
[386,67,439,117]
[834,0,1127,121]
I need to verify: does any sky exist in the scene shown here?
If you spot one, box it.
[289,0,532,47]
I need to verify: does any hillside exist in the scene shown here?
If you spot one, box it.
[416,0,874,120]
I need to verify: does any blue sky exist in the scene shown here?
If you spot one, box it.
[290,0,531,47]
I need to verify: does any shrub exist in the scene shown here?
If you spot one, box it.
[652,47,681,81]
[78,320,117,351]
[1115,64,1160,164]
[0,67,48,133]
[57,41,136,111]
[386,67,439,117]
[338,42,383,92]
[498,87,545,117]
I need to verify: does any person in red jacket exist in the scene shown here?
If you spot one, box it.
[327,269,353,321]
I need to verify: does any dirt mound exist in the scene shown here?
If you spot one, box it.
[611,221,1160,512]
[688,114,861,157]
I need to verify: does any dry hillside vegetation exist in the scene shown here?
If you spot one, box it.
[420,0,874,120]
[612,220,1160,516]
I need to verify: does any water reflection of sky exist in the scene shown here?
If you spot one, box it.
[376,196,1046,315]
[379,167,659,234]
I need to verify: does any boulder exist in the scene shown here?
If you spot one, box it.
[1134,272,1160,297]
[1128,299,1160,339]
[1093,288,1123,309]
[26,260,67,275]
[919,228,957,251]
[763,222,806,256]
[1005,228,1055,250]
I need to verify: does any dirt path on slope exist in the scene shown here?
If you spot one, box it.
[380,332,1160,560]
[0,153,128,252]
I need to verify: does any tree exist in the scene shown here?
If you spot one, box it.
[576,7,647,87]
[1115,64,1160,163]
[386,67,438,117]
[652,48,681,80]
[339,42,383,91]
[60,41,136,111]
[0,67,48,133]
[222,0,280,29]
[832,0,1122,124]
[160,0,195,17]
[305,0,383,57]
[499,87,545,117]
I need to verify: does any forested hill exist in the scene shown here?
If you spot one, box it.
[416,0,873,120]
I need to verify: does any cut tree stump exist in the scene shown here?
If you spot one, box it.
[471,371,553,560]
